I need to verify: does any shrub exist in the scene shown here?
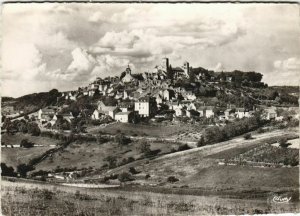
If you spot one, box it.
[91,120,101,126]
[20,139,34,148]
[283,157,299,166]
[145,174,150,179]
[1,163,17,177]
[104,156,117,169]
[118,172,134,182]
[41,189,54,200]
[127,157,135,163]
[197,136,205,147]
[177,144,191,151]
[96,135,109,144]
[243,133,252,140]
[129,167,139,175]
[17,163,34,177]
[278,138,290,148]
[27,122,41,136]
[31,170,49,177]
[257,128,265,133]
[115,134,131,146]
[167,176,179,183]
[139,140,151,155]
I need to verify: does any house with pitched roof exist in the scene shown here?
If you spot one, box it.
[38,108,55,122]
[196,106,214,118]
[134,96,157,117]
[115,111,134,123]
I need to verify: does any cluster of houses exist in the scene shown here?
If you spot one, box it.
[29,58,281,127]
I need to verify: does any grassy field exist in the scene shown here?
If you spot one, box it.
[98,130,299,194]
[34,138,181,172]
[1,133,59,169]
[1,133,60,147]
[1,147,56,169]
[88,122,205,141]
[2,180,299,216]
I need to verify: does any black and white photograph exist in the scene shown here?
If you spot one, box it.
[1,2,299,215]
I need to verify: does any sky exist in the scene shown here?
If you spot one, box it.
[1,3,300,97]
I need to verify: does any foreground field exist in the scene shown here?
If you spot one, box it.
[88,121,205,141]
[2,179,299,216]
[102,129,299,189]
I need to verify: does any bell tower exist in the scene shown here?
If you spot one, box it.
[162,57,169,72]
[125,65,131,75]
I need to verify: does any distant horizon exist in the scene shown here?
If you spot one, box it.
[2,3,300,97]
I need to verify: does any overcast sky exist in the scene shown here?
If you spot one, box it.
[1,3,300,97]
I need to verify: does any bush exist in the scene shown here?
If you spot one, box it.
[129,167,139,175]
[167,176,179,183]
[91,120,101,126]
[243,133,252,140]
[197,136,205,147]
[41,189,54,200]
[27,122,41,136]
[139,140,151,155]
[127,157,135,163]
[282,156,299,166]
[31,170,50,177]
[257,128,265,133]
[104,156,117,169]
[17,163,34,177]
[177,144,191,151]
[1,163,17,177]
[278,138,290,148]
[96,135,109,144]
[115,134,131,146]
[20,139,34,148]
[118,172,134,182]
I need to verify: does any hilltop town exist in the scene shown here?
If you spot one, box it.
[2,58,298,128]
[1,57,300,215]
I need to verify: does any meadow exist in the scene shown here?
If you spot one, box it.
[2,179,299,216]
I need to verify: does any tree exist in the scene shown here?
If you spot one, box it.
[167,176,179,183]
[189,70,196,82]
[197,136,205,147]
[139,140,151,155]
[17,164,34,178]
[278,138,290,148]
[177,144,191,151]
[20,139,34,148]
[104,156,117,169]
[115,134,131,146]
[243,133,252,140]
[118,172,133,182]
[129,167,139,175]
[1,163,17,177]
[27,122,41,136]
[120,71,126,80]
[18,120,28,133]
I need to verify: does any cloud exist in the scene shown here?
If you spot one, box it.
[209,62,225,72]
[89,11,105,22]
[2,4,299,97]
[92,55,131,77]
[274,57,300,72]
[263,57,300,86]
[67,48,97,72]
[2,43,44,80]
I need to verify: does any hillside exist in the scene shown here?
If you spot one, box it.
[1,89,61,114]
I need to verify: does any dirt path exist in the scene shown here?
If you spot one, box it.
[153,129,296,161]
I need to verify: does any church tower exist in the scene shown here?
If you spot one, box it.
[183,61,190,77]
[162,57,169,72]
[125,65,131,75]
